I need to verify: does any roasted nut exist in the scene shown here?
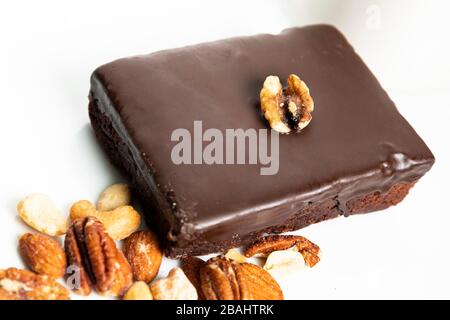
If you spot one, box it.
[70,200,96,217]
[64,216,132,297]
[150,268,198,300]
[64,218,94,296]
[123,281,153,300]
[200,256,240,300]
[244,235,321,267]
[244,235,301,257]
[0,268,70,300]
[19,233,66,278]
[287,74,314,113]
[224,248,247,263]
[123,230,163,283]
[260,76,289,133]
[100,238,133,297]
[82,216,132,296]
[97,183,131,211]
[70,200,140,240]
[17,193,68,236]
[263,248,306,276]
[180,257,206,300]
[234,262,284,300]
[200,256,283,300]
[260,74,314,133]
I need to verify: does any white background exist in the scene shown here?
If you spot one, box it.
[1,0,449,300]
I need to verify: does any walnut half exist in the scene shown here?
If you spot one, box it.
[260,74,314,134]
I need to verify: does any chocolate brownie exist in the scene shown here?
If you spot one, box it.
[88,25,434,257]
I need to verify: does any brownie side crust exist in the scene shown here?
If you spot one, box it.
[90,94,415,257]
[88,98,177,249]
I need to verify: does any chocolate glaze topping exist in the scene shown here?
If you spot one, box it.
[90,25,434,246]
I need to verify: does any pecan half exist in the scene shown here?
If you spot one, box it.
[200,256,283,300]
[64,217,132,296]
[65,218,94,295]
[0,268,69,300]
[200,256,240,300]
[260,74,314,133]
[244,235,321,267]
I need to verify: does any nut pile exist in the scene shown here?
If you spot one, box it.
[2,183,321,300]
[1,183,143,300]
[260,74,314,134]
[177,235,322,301]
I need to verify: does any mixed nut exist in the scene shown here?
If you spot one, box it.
[1,182,321,300]
[123,230,162,283]
[0,268,70,300]
[260,74,314,134]
[1,73,321,299]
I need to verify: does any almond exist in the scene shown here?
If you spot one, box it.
[123,230,162,283]
[234,262,284,300]
[19,233,66,278]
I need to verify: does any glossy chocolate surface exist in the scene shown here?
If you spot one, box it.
[90,25,434,245]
